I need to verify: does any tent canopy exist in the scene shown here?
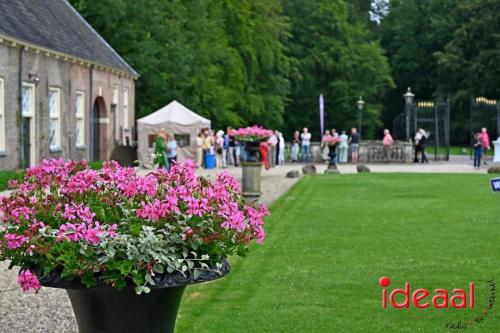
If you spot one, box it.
[136,100,211,167]
[137,100,210,127]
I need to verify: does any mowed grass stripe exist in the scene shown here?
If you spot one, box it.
[177,174,500,333]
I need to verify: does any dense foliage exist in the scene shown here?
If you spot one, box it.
[379,0,500,142]
[69,0,392,139]
[0,159,267,294]
[69,0,500,141]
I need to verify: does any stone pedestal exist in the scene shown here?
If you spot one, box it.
[324,163,340,175]
[242,162,262,200]
[493,140,500,163]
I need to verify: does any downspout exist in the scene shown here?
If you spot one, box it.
[89,65,94,161]
[18,47,24,169]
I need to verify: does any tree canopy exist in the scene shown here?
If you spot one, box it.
[70,0,500,142]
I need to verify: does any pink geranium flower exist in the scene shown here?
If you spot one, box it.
[18,270,41,292]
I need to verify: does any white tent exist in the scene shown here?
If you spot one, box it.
[137,100,211,167]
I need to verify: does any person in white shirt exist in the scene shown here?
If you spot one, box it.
[278,131,285,165]
[268,132,278,168]
[301,127,312,162]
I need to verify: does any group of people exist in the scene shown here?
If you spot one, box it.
[195,128,240,169]
[153,129,178,169]
[259,131,286,170]
[154,125,495,170]
[318,128,361,164]
[472,127,491,169]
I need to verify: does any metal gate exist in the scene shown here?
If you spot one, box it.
[470,96,500,145]
[392,98,450,161]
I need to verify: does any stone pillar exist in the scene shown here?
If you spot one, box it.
[242,162,262,200]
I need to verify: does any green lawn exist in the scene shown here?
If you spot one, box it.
[176,173,500,333]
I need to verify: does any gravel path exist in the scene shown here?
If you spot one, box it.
[0,156,496,332]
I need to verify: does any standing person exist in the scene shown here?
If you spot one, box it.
[479,127,490,165]
[259,140,270,170]
[196,132,204,168]
[202,129,213,169]
[227,127,235,166]
[215,130,224,169]
[234,139,241,166]
[413,130,422,163]
[473,132,482,169]
[292,131,300,162]
[274,130,281,166]
[278,132,286,165]
[349,128,360,164]
[382,129,394,163]
[166,134,178,170]
[153,130,168,169]
[268,132,278,168]
[338,130,349,163]
[301,127,312,162]
[320,130,331,162]
[222,130,229,168]
[331,129,339,164]
[418,128,429,163]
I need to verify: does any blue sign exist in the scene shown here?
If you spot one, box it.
[491,178,500,192]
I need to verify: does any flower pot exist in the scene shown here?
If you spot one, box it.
[244,141,262,162]
[40,260,230,333]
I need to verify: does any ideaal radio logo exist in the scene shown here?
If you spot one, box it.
[378,276,496,330]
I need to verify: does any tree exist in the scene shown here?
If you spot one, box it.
[281,0,394,139]
[378,0,459,133]
[436,0,500,101]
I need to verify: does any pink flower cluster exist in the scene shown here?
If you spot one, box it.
[0,158,268,292]
[322,136,341,144]
[18,269,40,292]
[231,125,274,141]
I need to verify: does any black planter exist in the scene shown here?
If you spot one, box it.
[244,141,262,162]
[40,260,230,333]
[328,143,338,166]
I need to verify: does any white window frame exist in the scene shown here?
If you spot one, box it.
[22,83,36,166]
[113,85,120,142]
[0,78,5,153]
[75,91,85,148]
[49,87,62,151]
[123,88,129,130]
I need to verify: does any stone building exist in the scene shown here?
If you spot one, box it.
[0,0,138,170]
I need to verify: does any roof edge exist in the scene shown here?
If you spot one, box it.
[0,33,139,80]
[61,0,138,77]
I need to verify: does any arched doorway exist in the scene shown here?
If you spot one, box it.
[92,97,107,161]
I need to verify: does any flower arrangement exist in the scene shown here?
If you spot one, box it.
[0,159,267,294]
[231,125,274,142]
[322,136,341,144]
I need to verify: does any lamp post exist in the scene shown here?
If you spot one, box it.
[403,87,415,140]
[356,96,365,139]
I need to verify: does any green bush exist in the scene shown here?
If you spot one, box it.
[0,170,23,192]
[89,161,103,170]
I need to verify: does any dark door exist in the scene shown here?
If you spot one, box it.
[22,118,31,168]
[92,101,100,161]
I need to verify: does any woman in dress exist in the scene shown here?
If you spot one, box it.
[321,130,331,162]
[153,129,168,169]
[291,131,300,162]
[338,130,349,163]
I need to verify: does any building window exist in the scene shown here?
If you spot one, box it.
[113,85,120,142]
[22,84,35,117]
[49,88,62,151]
[75,92,85,147]
[123,88,129,129]
[0,78,4,153]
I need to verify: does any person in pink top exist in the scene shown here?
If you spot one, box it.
[382,129,394,163]
[479,127,490,165]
